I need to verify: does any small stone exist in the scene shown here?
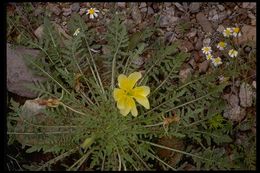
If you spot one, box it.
[164,2,172,7]
[217,4,225,11]
[7,44,46,98]
[178,40,194,52]
[203,38,211,46]
[140,7,147,13]
[79,8,87,16]
[147,7,154,15]
[139,2,146,8]
[34,25,44,40]
[198,60,210,73]
[117,2,126,8]
[187,30,197,38]
[217,25,225,33]
[71,3,80,12]
[174,3,185,12]
[223,105,246,122]
[165,32,176,43]
[235,80,241,87]
[159,16,169,27]
[239,82,253,107]
[195,38,203,51]
[252,81,256,89]
[237,25,256,45]
[47,4,61,16]
[179,65,194,83]
[132,56,144,67]
[229,94,239,107]
[189,3,200,13]
[242,2,256,9]
[63,7,72,16]
[188,58,197,69]
[196,12,213,33]
[131,7,142,24]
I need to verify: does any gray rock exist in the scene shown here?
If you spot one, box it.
[117,2,126,8]
[218,12,227,23]
[189,3,200,13]
[21,99,46,118]
[71,3,80,12]
[147,7,154,15]
[217,5,225,11]
[198,60,210,73]
[7,44,46,98]
[79,8,87,16]
[159,16,169,27]
[165,32,176,43]
[195,38,203,50]
[140,7,147,13]
[223,105,246,122]
[217,25,225,33]
[47,4,61,16]
[196,12,213,33]
[239,82,253,107]
[188,58,197,69]
[63,7,72,16]
[229,94,240,107]
[187,30,197,38]
[132,57,144,67]
[242,2,256,9]
[131,7,142,24]
[174,3,185,12]
[179,65,194,83]
[203,38,211,46]
[252,81,256,89]
[139,2,146,8]
[237,25,256,45]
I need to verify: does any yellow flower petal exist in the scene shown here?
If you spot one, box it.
[128,72,142,87]
[131,104,138,117]
[120,108,130,116]
[117,97,126,110]
[119,97,135,116]
[113,88,125,101]
[133,95,150,109]
[118,74,131,90]
[133,86,150,97]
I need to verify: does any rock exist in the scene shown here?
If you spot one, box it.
[147,7,154,15]
[47,3,61,16]
[252,81,256,89]
[21,99,46,118]
[229,94,239,107]
[117,2,126,8]
[71,3,80,12]
[239,82,253,107]
[203,38,211,46]
[165,32,176,43]
[180,40,194,52]
[217,5,225,11]
[102,45,111,55]
[188,58,197,69]
[7,44,46,98]
[179,65,194,83]
[223,105,246,122]
[164,2,172,7]
[217,25,225,33]
[159,16,169,27]
[195,38,203,51]
[140,7,147,13]
[62,7,72,16]
[218,12,227,23]
[196,12,213,33]
[139,2,146,8]
[187,30,197,39]
[132,56,144,67]
[237,25,256,45]
[34,22,71,40]
[174,3,185,12]
[198,60,210,73]
[79,8,87,16]
[131,7,142,24]
[189,3,200,13]
[242,2,256,9]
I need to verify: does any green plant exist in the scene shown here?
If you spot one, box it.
[7,11,255,171]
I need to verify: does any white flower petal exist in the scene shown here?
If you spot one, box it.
[90,14,94,19]
[94,13,98,17]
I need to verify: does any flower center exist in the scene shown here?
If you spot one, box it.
[234,28,239,33]
[89,9,95,14]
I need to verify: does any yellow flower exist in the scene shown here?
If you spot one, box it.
[232,27,241,37]
[211,57,222,66]
[216,41,227,50]
[223,28,232,37]
[113,72,150,117]
[201,46,212,55]
[87,8,99,19]
[228,49,238,58]
[206,54,213,60]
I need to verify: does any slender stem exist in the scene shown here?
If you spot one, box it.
[7,131,73,135]
[67,148,93,171]
[143,122,164,128]
[115,146,122,171]
[129,146,151,170]
[143,140,215,163]
[101,152,106,171]
[148,152,177,171]
[60,102,87,116]
[37,147,78,171]
[111,36,123,89]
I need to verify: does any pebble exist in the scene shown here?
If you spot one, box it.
[139,2,146,8]
[239,82,253,108]
[217,4,225,11]
[198,60,210,73]
[196,12,213,33]
[117,2,126,8]
[62,7,72,16]
[131,6,142,24]
[147,7,154,15]
[140,7,147,13]
[189,2,201,13]
[71,3,80,12]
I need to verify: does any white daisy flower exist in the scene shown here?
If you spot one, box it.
[201,46,212,55]
[216,41,227,50]
[212,57,222,66]
[87,8,100,19]
[73,28,80,36]
[232,27,241,37]
[228,49,238,58]
[206,54,213,60]
[223,28,232,37]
